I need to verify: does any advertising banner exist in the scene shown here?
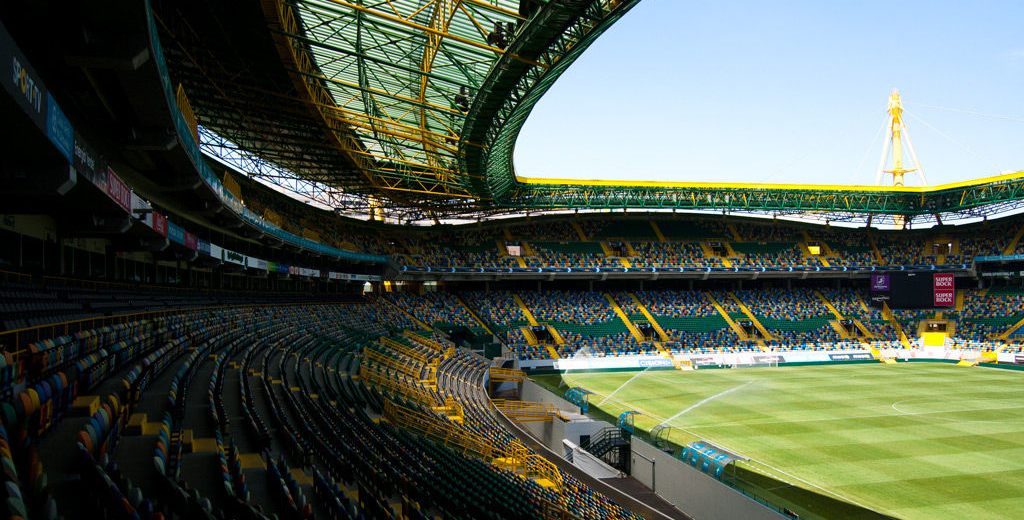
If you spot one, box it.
[289,266,321,278]
[209,243,223,260]
[45,93,73,161]
[197,239,210,256]
[72,133,103,185]
[870,274,890,292]
[829,353,875,361]
[167,222,185,245]
[105,168,131,212]
[183,231,197,250]
[1,22,47,130]
[555,355,674,371]
[245,257,268,271]
[150,211,168,237]
[327,272,382,282]
[933,273,955,307]
[689,357,717,366]
[222,248,245,265]
[975,254,1024,263]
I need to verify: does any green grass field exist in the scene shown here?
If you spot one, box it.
[533,362,1024,520]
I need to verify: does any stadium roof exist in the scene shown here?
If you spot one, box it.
[160,0,1024,224]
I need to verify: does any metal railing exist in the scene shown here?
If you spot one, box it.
[380,336,434,364]
[488,367,526,382]
[358,365,438,407]
[404,331,447,353]
[491,399,558,422]
[363,347,427,380]
[382,399,500,459]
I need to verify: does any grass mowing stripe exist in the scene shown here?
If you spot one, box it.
[535,363,1024,519]
[657,381,755,426]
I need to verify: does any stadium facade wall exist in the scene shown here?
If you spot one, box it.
[630,439,784,520]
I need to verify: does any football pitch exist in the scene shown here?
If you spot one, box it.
[532,362,1024,520]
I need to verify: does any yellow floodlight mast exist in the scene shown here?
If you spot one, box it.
[876,89,926,187]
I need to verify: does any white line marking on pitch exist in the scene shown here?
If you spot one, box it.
[668,420,879,512]
[742,458,878,512]
[889,399,1024,424]
[589,389,878,512]
[657,381,754,427]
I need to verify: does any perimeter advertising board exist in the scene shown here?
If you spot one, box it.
[1,22,46,130]
[933,273,954,307]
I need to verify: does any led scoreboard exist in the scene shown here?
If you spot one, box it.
[870,272,955,309]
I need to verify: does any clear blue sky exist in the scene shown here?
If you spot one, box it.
[515,0,1024,186]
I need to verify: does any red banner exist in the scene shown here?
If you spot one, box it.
[105,168,131,212]
[933,273,954,307]
[183,231,198,250]
[151,211,168,237]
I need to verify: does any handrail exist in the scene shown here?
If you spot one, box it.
[382,399,501,459]
[0,270,32,286]
[488,367,526,382]
[363,347,427,380]
[433,395,464,422]
[524,452,564,495]
[403,331,452,356]
[379,337,433,364]
[491,398,558,422]
[359,365,438,406]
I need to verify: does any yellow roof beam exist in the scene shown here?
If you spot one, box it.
[319,0,542,66]
[517,170,1024,194]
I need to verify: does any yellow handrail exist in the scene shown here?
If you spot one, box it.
[382,399,500,459]
[359,365,438,406]
[364,347,437,384]
[491,399,558,422]
[403,331,446,352]
[380,336,433,364]
[432,395,464,422]
[488,367,526,382]
[525,453,564,494]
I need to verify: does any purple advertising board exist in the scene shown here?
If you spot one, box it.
[870,274,890,292]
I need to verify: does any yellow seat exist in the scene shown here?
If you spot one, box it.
[126,413,147,435]
[71,395,100,417]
